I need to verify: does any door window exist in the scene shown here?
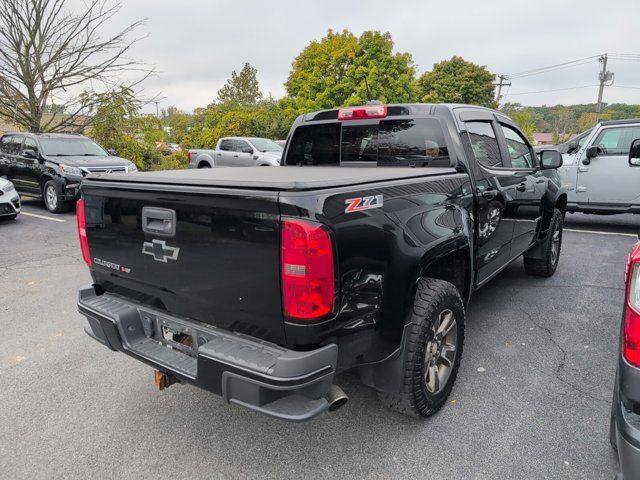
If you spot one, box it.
[593,127,640,156]
[219,139,234,151]
[500,124,534,168]
[0,136,13,153]
[466,122,502,168]
[234,140,252,153]
[9,136,24,155]
[23,137,38,155]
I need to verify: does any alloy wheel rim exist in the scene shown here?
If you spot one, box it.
[424,309,458,394]
[46,185,57,210]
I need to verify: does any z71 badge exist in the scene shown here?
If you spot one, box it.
[345,194,383,214]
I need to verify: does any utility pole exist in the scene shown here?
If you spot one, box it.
[154,100,160,119]
[595,53,614,124]
[494,75,511,106]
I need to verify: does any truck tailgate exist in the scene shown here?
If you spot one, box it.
[81,181,285,344]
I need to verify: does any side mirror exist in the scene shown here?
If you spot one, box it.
[107,149,116,156]
[21,149,36,158]
[242,147,253,154]
[630,139,640,167]
[539,150,563,169]
[586,145,599,159]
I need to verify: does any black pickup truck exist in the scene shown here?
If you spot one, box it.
[77,103,566,421]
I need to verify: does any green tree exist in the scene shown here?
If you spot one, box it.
[217,63,263,106]
[508,110,536,142]
[284,29,416,113]
[162,106,193,145]
[415,56,496,108]
[86,87,181,170]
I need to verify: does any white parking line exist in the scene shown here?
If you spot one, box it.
[565,228,638,238]
[20,211,66,223]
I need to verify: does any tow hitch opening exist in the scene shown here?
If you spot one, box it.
[154,370,179,391]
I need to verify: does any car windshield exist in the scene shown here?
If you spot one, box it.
[250,138,283,152]
[39,137,108,156]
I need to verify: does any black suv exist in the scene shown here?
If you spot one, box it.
[0,133,137,213]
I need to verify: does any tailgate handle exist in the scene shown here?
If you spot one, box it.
[142,207,176,237]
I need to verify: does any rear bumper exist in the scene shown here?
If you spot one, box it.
[77,286,338,421]
[614,356,640,478]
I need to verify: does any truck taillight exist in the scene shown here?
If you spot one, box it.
[625,259,640,366]
[76,198,92,267]
[187,151,192,163]
[281,219,335,321]
[338,105,387,120]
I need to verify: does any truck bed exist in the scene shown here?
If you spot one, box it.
[86,166,457,191]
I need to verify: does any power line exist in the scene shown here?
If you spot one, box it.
[503,85,599,96]
[506,55,600,79]
[610,85,640,90]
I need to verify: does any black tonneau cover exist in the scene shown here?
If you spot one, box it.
[85,166,456,191]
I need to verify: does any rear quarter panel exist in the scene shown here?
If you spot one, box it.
[280,173,474,368]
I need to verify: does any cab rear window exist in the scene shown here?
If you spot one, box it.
[285,118,450,167]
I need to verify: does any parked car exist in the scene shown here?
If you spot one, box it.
[188,137,283,168]
[76,103,566,422]
[611,238,640,478]
[168,143,182,153]
[559,119,640,215]
[0,133,137,213]
[0,177,20,220]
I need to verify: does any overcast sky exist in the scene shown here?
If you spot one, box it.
[72,0,640,113]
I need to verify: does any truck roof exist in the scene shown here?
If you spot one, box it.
[600,118,640,126]
[85,166,457,191]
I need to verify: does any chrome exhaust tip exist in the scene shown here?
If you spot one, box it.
[325,385,348,412]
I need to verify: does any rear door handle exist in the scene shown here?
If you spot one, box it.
[516,183,527,192]
[142,207,176,237]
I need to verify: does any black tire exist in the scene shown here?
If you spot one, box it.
[42,180,69,214]
[379,278,465,417]
[524,208,563,277]
[198,162,212,168]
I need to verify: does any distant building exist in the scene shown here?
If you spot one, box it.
[533,132,554,145]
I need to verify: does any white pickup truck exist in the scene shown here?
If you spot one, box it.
[558,119,640,215]
[188,137,283,168]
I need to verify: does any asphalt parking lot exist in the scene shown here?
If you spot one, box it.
[1,199,638,479]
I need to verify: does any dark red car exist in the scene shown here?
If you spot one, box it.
[611,238,640,478]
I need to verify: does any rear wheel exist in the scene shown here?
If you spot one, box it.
[378,278,465,417]
[198,162,212,168]
[524,208,562,277]
[42,180,69,214]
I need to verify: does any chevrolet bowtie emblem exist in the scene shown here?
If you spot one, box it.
[142,239,180,263]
